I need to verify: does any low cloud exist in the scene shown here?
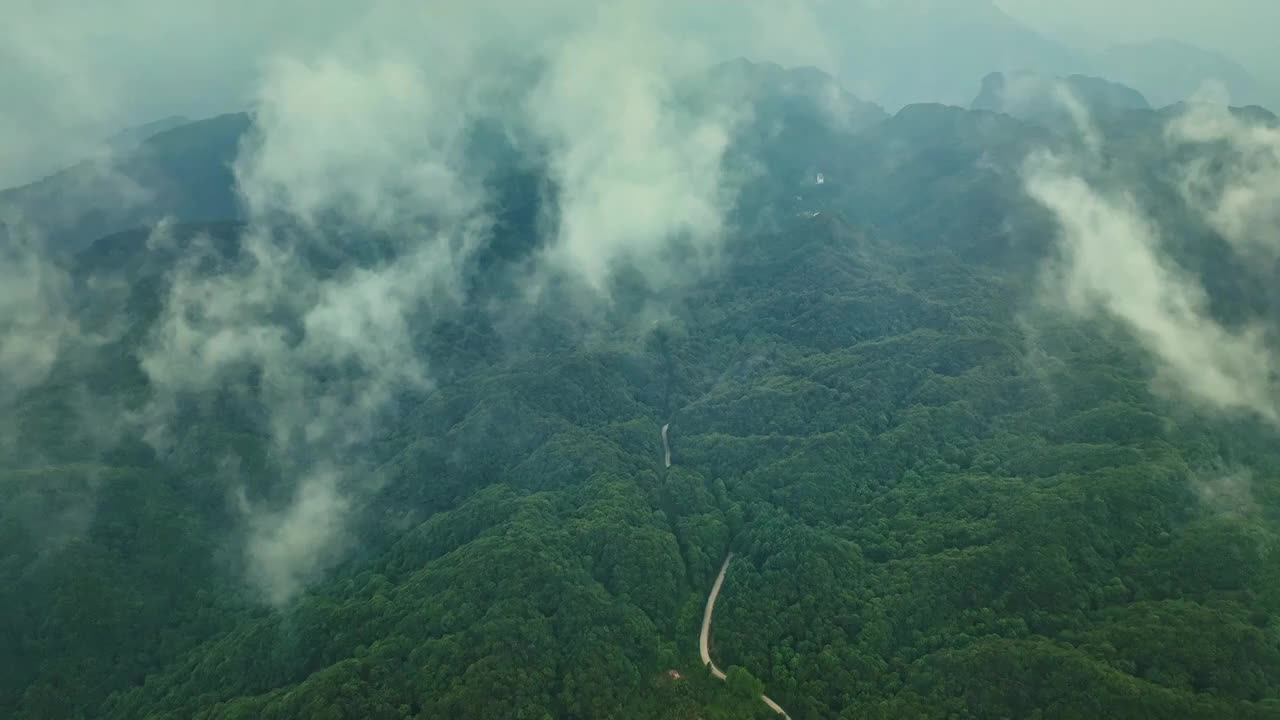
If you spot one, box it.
[1050,84,1104,155]
[239,466,351,606]
[140,219,477,602]
[0,227,73,397]
[0,218,131,458]
[524,2,741,298]
[1167,100,1280,262]
[128,0,820,604]
[237,56,480,232]
[1193,466,1259,519]
[1024,149,1280,424]
[131,12,512,602]
[0,221,135,555]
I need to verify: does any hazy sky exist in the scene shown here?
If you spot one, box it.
[996,0,1280,65]
[2,0,1278,187]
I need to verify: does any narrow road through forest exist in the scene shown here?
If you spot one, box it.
[700,553,791,718]
[661,423,672,468]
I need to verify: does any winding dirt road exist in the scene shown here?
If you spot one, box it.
[700,553,791,719]
[699,554,732,680]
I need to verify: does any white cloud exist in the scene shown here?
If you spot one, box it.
[1193,466,1258,518]
[1167,101,1280,262]
[0,229,73,394]
[1050,83,1103,155]
[140,218,478,603]
[1024,150,1280,423]
[525,2,740,296]
[241,466,351,606]
[236,57,479,231]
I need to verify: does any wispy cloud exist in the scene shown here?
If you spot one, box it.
[1026,152,1279,422]
[524,2,742,299]
[140,217,478,602]
[1193,466,1259,518]
[0,218,127,460]
[239,466,351,606]
[125,0,826,604]
[0,227,74,398]
[1022,88,1280,425]
[1167,100,1280,262]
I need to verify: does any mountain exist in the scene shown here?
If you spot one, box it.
[0,112,248,253]
[698,58,889,133]
[696,58,889,211]
[973,71,1149,114]
[970,71,1151,136]
[4,63,1280,720]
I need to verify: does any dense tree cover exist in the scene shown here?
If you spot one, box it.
[3,61,1280,719]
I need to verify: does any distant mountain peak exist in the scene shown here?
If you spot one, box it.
[698,58,889,133]
[971,70,1149,122]
[104,116,191,153]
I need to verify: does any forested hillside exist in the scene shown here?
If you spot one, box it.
[2,56,1280,720]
